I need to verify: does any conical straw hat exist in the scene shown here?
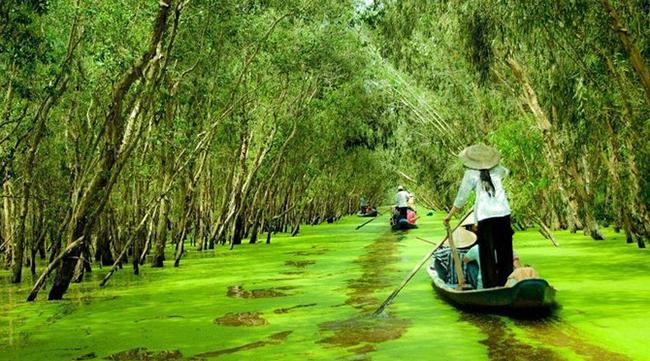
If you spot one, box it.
[458,144,501,170]
[443,228,478,249]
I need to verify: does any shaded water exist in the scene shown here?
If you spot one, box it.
[317,232,410,357]
[1,212,649,360]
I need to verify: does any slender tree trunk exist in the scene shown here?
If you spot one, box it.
[152,154,172,267]
[567,163,604,240]
[95,216,115,266]
[47,1,173,300]
[1,64,15,270]
[249,218,260,244]
[599,53,649,247]
[2,178,13,269]
[507,58,582,231]
[602,0,650,105]
[212,121,249,245]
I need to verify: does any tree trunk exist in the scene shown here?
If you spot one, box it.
[291,222,300,237]
[2,178,13,270]
[598,49,648,247]
[47,1,173,300]
[231,213,245,247]
[602,0,650,105]
[12,1,83,284]
[95,218,115,266]
[152,168,171,267]
[567,163,604,240]
[507,57,582,231]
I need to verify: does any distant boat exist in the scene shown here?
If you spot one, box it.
[357,209,378,217]
[390,209,417,230]
[391,218,417,230]
[427,267,556,315]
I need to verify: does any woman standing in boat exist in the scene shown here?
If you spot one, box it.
[443,144,513,288]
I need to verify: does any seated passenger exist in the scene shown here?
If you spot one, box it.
[359,196,368,214]
[391,207,400,226]
[406,209,417,224]
[464,245,530,288]
[505,262,539,287]
[407,193,416,211]
[364,204,377,217]
[433,228,477,285]
[463,245,483,289]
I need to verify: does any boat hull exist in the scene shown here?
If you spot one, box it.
[391,219,417,230]
[358,210,378,217]
[427,267,556,315]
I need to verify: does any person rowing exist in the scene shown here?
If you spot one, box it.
[395,185,410,221]
[359,195,368,214]
[443,144,514,288]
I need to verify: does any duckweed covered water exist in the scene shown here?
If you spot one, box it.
[1,212,649,360]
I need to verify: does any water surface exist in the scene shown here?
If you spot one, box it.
[1,212,648,360]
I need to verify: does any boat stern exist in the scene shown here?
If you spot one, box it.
[512,279,557,309]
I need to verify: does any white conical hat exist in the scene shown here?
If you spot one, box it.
[443,228,477,249]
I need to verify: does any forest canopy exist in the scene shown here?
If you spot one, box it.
[1,0,648,301]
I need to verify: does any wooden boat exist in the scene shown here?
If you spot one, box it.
[358,209,378,217]
[390,208,417,230]
[391,218,417,230]
[427,267,556,315]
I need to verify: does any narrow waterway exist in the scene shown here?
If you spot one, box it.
[1,212,648,360]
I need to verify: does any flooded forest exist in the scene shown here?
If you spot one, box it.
[1,1,649,360]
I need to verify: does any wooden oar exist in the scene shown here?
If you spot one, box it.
[356,215,378,230]
[415,237,436,245]
[372,211,472,315]
[445,223,465,290]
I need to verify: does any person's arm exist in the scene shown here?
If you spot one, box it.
[444,171,473,225]
[513,250,521,268]
[463,246,477,264]
[463,250,471,264]
[497,165,510,179]
[443,206,460,225]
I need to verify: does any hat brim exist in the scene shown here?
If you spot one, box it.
[443,228,477,249]
[458,147,500,170]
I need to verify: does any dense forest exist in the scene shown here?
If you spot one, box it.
[1,0,648,302]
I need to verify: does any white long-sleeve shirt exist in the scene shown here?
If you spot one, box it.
[453,166,511,222]
[396,190,410,207]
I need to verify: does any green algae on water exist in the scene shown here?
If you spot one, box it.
[188,331,293,360]
[226,285,295,298]
[105,348,183,361]
[214,312,269,327]
[284,260,316,268]
[1,213,649,361]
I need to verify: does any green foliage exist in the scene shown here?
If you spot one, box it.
[363,0,650,241]
[2,0,650,291]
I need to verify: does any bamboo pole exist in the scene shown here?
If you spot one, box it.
[373,211,472,315]
[445,224,465,290]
